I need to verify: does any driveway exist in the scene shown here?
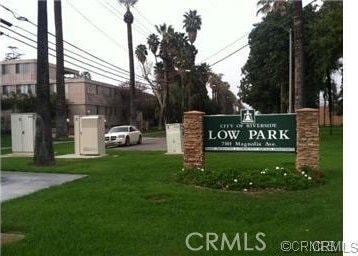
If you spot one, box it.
[1,137,166,202]
[1,171,87,202]
[107,137,167,151]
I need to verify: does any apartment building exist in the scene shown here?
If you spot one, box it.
[1,59,123,130]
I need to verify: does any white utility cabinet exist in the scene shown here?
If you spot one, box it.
[165,123,183,154]
[11,113,36,153]
[74,115,105,156]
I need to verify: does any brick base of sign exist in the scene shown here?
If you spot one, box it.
[296,108,320,171]
[183,111,205,168]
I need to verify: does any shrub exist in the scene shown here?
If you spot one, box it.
[176,166,324,192]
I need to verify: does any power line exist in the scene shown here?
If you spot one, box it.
[1,4,147,81]
[11,24,149,83]
[103,0,153,36]
[1,25,135,81]
[133,6,156,29]
[65,0,128,53]
[13,24,131,77]
[0,31,128,84]
[209,44,249,67]
[97,0,149,38]
[200,32,250,63]
[1,28,152,86]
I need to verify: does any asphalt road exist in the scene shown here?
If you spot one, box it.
[106,137,167,151]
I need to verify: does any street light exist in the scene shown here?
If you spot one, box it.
[288,28,293,113]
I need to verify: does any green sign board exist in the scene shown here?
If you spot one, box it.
[204,110,296,152]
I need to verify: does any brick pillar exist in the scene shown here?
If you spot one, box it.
[183,111,205,168]
[296,108,320,171]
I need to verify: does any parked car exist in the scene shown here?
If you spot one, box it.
[105,125,142,147]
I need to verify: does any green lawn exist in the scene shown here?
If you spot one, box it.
[0,127,343,255]
[1,132,12,148]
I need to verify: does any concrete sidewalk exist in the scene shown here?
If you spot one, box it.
[1,171,87,202]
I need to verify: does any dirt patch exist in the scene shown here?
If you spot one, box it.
[144,194,170,204]
[1,232,25,245]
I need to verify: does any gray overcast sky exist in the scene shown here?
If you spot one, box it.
[1,0,316,96]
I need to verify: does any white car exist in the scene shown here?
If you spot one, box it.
[105,125,142,147]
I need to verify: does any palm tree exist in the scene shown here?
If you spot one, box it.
[256,0,288,16]
[135,43,166,129]
[183,10,202,45]
[135,44,147,64]
[54,0,68,139]
[172,32,191,111]
[208,73,223,103]
[155,23,175,123]
[182,10,201,110]
[34,0,55,165]
[147,33,159,61]
[118,0,137,125]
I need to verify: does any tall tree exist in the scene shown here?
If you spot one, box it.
[135,44,165,129]
[54,0,68,138]
[256,0,288,16]
[135,44,147,65]
[34,0,55,165]
[118,0,137,125]
[147,33,159,62]
[183,10,202,44]
[182,10,201,109]
[172,32,192,111]
[257,0,305,110]
[308,1,343,132]
[239,10,291,113]
[155,23,176,123]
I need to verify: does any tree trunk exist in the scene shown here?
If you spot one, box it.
[187,75,192,110]
[293,0,305,110]
[54,0,68,138]
[125,9,136,125]
[163,59,169,124]
[158,105,164,130]
[327,70,333,135]
[180,71,185,112]
[323,91,327,127]
[34,0,55,165]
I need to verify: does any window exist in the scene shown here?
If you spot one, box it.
[2,86,10,95]
[14,63,30,74]
[20,63,30,73]
[15,84,32,94]
[2,64,9,75]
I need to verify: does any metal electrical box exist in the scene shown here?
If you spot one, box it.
[165,123,183,154]
[11,113,36,153]
[74,115,105,156]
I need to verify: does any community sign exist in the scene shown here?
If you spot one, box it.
[204,110,296,152]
